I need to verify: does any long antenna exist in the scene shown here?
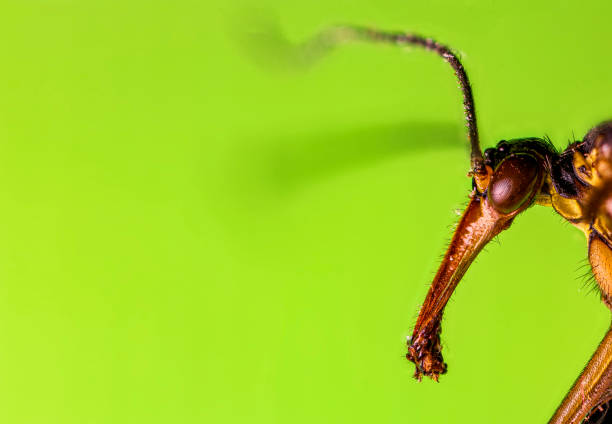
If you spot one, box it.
[295,26,485,174]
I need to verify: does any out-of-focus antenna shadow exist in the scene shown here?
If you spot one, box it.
[232,10,353,72]
[261,121,463,192]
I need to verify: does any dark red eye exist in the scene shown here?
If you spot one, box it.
[488,154,540,214]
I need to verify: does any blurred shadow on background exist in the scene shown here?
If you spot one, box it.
[259,121,463,192]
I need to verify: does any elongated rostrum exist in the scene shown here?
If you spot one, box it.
[284,25,612,423]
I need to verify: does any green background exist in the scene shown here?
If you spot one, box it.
[0,0,610,423]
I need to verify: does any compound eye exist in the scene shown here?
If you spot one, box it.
[488,154,541,214]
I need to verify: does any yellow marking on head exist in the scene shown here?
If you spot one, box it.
[573,150,598,185]
[551,193,584,221]
[472,165,493,194]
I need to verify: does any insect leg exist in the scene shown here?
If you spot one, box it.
[548,327,612,424]
[549,233,612,423]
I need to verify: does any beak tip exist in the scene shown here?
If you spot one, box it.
[406,333,448,382]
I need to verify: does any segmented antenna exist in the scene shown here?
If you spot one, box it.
[300,26,485,174]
